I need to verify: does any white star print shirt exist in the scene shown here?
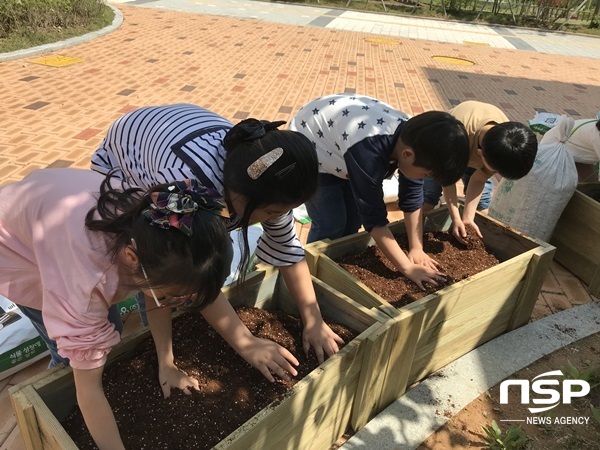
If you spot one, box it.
[289,94,410,179]
[290,94,422,231]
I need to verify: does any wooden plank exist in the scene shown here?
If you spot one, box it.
[351,305,426,431]
[377,305,425,409]
[216,338,365,449]
[319,232,374,261]
[589,265,600,298]
[317,255,393,312]
[405,254,530,331]
[350,319,401,431]
[22,385,77,450]
[10,384,78,450]
[304,240,331,274]
[11,365,66,392]
[409,286,517,382]
[551,184,600,297]
[9,387,43,450]
[508,245,556,331]
[475,212,539,261]
[223,267,280,310]
[311,277,389,328]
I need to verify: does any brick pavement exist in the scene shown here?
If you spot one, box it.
[0,4,599,449]
[1,6,600,187]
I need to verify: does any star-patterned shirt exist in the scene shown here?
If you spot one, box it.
[290,94,422,232]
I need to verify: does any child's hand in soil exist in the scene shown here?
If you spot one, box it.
[158,362,199,398]
[452,219,483,244]
[238,336,299,382]
[407,248,439,271]
[404,263,446,290]
[302,318,345,365]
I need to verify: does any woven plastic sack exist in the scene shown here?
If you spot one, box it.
[528,112,562,135]
[489,116,578,242]
[0,295,49,380]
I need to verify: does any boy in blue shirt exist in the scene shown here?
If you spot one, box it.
[290,93,470,289]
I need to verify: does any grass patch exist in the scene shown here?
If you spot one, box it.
[0,0,114,53]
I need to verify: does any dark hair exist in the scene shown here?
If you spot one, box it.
[222,119,318,279]
[400,111,470,186]
[85,174,232,310]
[596,119,600,132]
[481,122,538,180]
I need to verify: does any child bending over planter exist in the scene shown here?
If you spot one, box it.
[289,93,470,289]
[0,169,295,449]
[91,103,344,365]
[419,101,538,241]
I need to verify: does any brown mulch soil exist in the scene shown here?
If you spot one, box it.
[336,229,500,308]
[585,188,600,203]
[62,307,358,450]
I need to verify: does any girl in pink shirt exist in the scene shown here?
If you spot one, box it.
[0,168,299,450]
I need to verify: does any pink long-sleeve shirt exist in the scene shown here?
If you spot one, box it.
[0,169,122,369]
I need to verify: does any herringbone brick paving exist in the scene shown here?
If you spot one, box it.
[0,4,598,449]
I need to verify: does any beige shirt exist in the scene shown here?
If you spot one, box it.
[449,101,509,178]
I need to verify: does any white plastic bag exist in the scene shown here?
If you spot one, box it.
[489,116,578,242]
[0,295,49,380]
[225,225,263,286]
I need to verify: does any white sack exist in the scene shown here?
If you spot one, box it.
[489,116,578,242]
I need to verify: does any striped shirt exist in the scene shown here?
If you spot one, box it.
[91,104,304,266]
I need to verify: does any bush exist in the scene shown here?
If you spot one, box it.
[0,0,107,38]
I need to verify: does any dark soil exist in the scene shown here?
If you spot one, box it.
[584,188,600,203]
[62,307,358,450]
[336,229,500,308]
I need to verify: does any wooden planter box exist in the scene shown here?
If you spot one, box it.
[551,182,600,298]
[305,207,555,401]
[9,268,417,449]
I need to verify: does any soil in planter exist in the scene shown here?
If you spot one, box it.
[584,188,600,203]
[62,307,358,450]
[336,229,500,308]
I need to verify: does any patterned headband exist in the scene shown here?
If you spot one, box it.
[142,179,226,236]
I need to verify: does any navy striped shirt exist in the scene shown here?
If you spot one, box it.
[91,104,305,266]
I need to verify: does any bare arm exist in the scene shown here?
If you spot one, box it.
[442,184,468,243]
[73,366,125,450]
[146,305,199,397]
[370,225,444,289]
[462,169,487,238]
[404,209,438,270]
[201,291,299,381]
[279,260,344,363]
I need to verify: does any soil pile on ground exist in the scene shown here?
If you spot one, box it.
[336,229,500,308]
[62,307,358,449]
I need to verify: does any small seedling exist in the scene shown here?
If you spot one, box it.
[561,361,600,388]
[482,420,529,450]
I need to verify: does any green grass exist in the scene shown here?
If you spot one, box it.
[0,2,113,53]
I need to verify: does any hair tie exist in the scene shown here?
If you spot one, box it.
[237,119,286,141]
[142,180,226,236]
